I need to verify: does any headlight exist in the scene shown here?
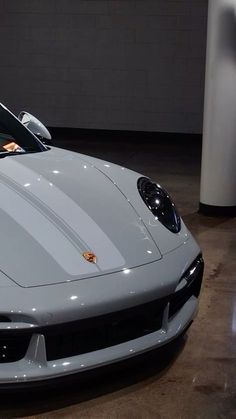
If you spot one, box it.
[137,177,181,233]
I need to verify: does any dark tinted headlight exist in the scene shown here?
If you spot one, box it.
[138,177,181,233]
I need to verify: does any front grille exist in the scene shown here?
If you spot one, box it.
[0,335,31,363]
[45,298,168,360]
[0,254,203,363]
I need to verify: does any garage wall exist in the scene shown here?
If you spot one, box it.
[0,0,208,133]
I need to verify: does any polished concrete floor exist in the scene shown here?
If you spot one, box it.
[1,134,236,419]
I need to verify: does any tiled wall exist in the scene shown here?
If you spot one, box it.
[0,0,208,133]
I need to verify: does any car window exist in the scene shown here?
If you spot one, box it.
[0,125,23,153]
[0,104,47,155]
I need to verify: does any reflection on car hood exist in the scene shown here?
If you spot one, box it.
[0,147,161,287]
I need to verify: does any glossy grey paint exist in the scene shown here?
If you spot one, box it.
[0,234,200,326]
[0,147,163,287]
[0,235,200,383]
[0,104,202,383]
[0,298,198,383]
[81,154,191,255]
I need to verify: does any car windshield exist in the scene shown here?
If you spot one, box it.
[0,104,47,155]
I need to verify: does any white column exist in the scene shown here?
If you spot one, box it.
[200,0,236,216]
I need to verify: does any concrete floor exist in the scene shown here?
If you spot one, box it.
[1,135,236,419]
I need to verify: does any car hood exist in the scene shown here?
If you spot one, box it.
[0,147,161,288]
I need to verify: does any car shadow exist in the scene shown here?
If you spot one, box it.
[0,334,187,418]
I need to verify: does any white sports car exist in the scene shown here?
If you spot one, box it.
[0,103,203,385]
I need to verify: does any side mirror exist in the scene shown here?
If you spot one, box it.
[18,111,52,146]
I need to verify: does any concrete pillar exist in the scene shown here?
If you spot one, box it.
[200,0,236,216]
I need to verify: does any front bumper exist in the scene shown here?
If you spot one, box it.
[0,236,203,384]
[0,296,198,384]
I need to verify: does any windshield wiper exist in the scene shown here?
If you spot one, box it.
[0,151,26,159]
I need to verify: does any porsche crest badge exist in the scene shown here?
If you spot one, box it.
[83,252,97,264]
